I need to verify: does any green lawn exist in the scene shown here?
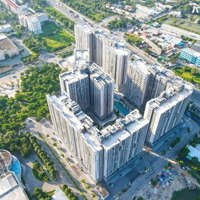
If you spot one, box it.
[171,189,200,200]
[173,66,200,85]
[41,21,74,52]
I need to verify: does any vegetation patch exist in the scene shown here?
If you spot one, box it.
[170,137,181,148]
[0,131,57,180]
[155,15,200,35]
[32,187,54,200]
[32,160,49,182]
[125,33,143,47]
[177,135,200,184]
[108,17,140,30]
[61,185,79,200]
[171,188,200,200]
[173,66,200,85]
[23,21,74,53]
[41,21,74,52]
[0,63,61,134]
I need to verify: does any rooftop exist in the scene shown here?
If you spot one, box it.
[188,145,200,162]
[0,34,18,52]
[191,42,200,53]
[182,48,200,58]
[147,80,193,112]
[0,172,29,200]
[47,94,93,131]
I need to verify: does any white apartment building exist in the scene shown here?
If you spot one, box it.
[26,16,42,34]
[46,94,104,182]
[145,66,173,103]
[75,24,94,62]
[59,70,90,111]
[125,60,151,108]
[59,63,114,120]
[103,46,130,92]
[144,80,193,144]
[101,109,149,178]
[35,12,49,23]
[19,14,42,34]
[125,60,174,108]
[89,63,114,120]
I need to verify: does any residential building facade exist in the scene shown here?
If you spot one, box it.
[144,80,193,144]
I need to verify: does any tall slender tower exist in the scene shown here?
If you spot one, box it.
[75,24,94,62]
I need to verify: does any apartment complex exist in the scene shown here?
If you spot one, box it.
[144,79,193,144]
[125,60,174,108]
[60,63,114,120]
[47,93,148,181]
[47,23,193,184]
[19,11,48,34]
[75,24,130,92]
[19,15,42,34]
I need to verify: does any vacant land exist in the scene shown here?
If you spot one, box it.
[157,16,200,35]
[173,66,200,85]
[41,21,74,52]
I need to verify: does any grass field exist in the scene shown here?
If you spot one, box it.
[171,189,200,200]
[41,21,74,52]
[173,66,200,85]
[164,17,200,35]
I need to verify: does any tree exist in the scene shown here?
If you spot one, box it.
[191,157,199,165]
[179,147,189,158]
